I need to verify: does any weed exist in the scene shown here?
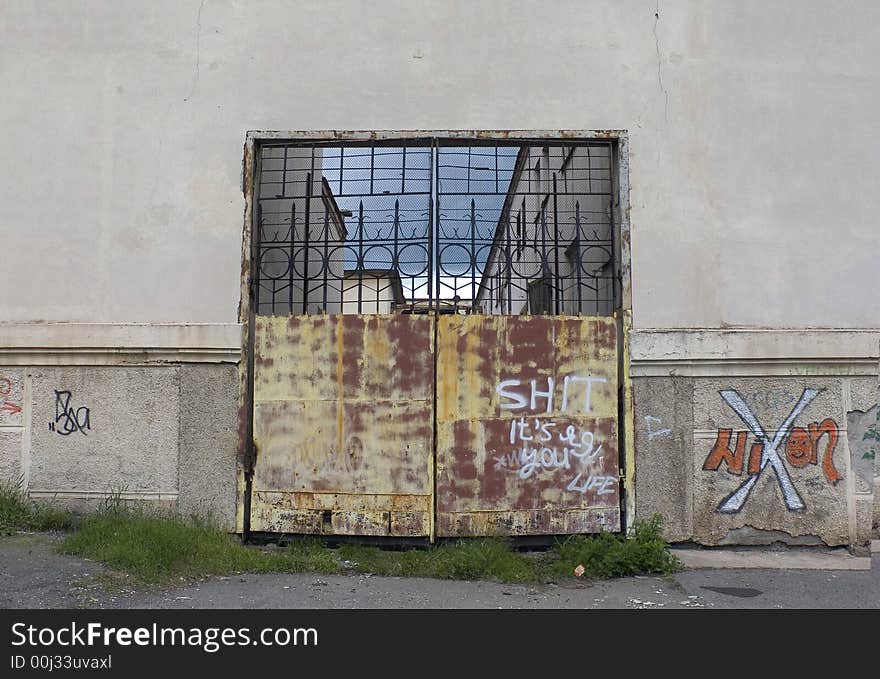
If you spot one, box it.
[0,479,74,535]
[60,509,338,584]
[60,504,680,586]
[339,538,539,583]
[549,514,682,579]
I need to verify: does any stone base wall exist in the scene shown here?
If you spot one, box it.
[631,330,880,553]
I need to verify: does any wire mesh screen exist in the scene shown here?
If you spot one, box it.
[254,140,617,316]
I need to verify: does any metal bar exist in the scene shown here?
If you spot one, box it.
[504,211,512,314]
[287,199,296,314]
[357,200,364,314]
[301,171,312,314]
[401,146,406,194]
[552,174,561,314]
[254,191,434,202]
[540,199,547,305]
[261,190,614,200]
[321,208,330,312]
[427,141,435,311]
[587,144,592,194]
[608,141,618,311]
[408,191,611,197]
[242,141,264,540]
[338,146,344,195]
[575,200,583,314]
[393,198,400,275]
[281,146,288,198]
[470,198,476,309]
[256,201,264,314]
[370,145,374,195]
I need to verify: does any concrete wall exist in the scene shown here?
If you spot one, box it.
[1,0,878,328]
[630,330,880,552]
[1,2,878,545]
[0,326,240,530]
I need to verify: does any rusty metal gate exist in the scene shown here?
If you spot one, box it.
[246,138,622,538]
[436,315,619,536]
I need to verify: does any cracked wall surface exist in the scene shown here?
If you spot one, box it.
[634,373,879,551]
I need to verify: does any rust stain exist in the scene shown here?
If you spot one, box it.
[336,315,345,470]
[250,314,433,536]
[436,315,619,537]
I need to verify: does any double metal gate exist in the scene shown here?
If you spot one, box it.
[246,138,622,538]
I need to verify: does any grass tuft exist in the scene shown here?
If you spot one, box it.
[0,480,74,535]
[339,538,538,583]
[549,515,682,579]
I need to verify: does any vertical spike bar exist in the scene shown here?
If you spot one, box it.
[321,208,330,312]
[608,142,618,312]
[302,171,311,314]
[357,200,364,314]
[470,198,477,310]
[552,172,561,314]
[288,200,296,314]
[575,200,583,314]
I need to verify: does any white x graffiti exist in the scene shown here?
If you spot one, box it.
[716,388,821,513]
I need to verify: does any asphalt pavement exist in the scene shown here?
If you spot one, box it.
[1,533,877,610]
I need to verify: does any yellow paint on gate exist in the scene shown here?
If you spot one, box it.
[247,313,623,538]
[249,314,434,537]
[620,309,637,528]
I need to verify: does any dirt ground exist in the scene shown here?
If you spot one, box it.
[1,532,877,610]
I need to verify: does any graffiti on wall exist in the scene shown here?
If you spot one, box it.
[492,416,616,494]
[702,388,841,513]
[0,376,22,416]
[492,375,617,497]
[49,390,91,436]
[496,374,608,414]
[645,415,672,441]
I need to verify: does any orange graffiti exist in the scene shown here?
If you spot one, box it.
[703,429,747,475]
[810,418,841,484]
[706,418,841,485]
[747,441,763,475]
[785,428,813,468]
[703,429,765,476]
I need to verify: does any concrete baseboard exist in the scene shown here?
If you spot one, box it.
[672,547,872,571]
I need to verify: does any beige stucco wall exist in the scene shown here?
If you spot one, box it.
[1,0,878,328]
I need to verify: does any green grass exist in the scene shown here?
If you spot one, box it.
[60,508,338,584]
[548,514,682,579]
[58,505,680,586]
[0,480,74,535]
[339,538,539,583]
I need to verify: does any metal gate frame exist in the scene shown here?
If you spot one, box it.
[237,130,635,539]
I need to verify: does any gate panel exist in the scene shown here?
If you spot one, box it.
[250,314,434,536]
[436,315,619,536]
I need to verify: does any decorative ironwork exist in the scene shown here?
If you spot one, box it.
[254,140,618,316]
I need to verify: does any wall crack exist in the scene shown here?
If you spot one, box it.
[653,1,669,124]
[183,0,207,102]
